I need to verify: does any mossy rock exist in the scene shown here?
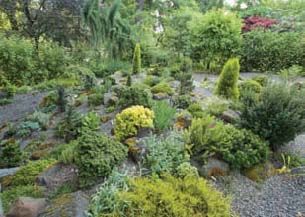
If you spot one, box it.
[42,191,89,217]
[244,162,277,182]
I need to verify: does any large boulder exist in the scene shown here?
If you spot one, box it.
[36,163,78,192]
[40,191,89,217]
[6,197,46,217]
[193,157,230,178]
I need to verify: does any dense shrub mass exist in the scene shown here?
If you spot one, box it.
[241,30,305,72]
[111,175,231,217]
[190,9,242,69]
[190,116,269,169]
[0,35,68,86]
[117,86,153,109]
[114,106,154,141]
[215,58,240,100]
[75,131,128,186]
[0,139,23,168]
[240,83,305,150]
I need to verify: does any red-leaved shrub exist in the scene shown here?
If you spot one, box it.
[243,16,278,32]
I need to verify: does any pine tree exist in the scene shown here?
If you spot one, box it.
[215,58,240,100]
[132,43,141,74]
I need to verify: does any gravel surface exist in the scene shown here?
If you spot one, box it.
[213,172,305,217]
[0,92,46,124]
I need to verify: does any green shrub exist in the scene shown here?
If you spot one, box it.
[3,84,17,98]
[173,95,192,109]
[239,79,262,99]
[0,139,23,168]
[132,43,141,74]
[117,86,153,109]
[187,103,205,118]
[251,75,268,87]
[151,82,173,95]
[0,185,44,213]
[189,9,242,69]
[240,82,305,150]
[152,101,176,132]
[143,132,189,175]
[88,92,104,106]
[191,119,269,169]
[11,159,56,186]
[215,58,240,100]
[38,41,68,80]
[59,141,78,164]
[241,30,305,72]
[0,35,36,86]
[56,106,83,142]
[75,131,127,187]
[176,162,199,178]
[189,116,215,151]
[202,96,230,117]
[144,75,162,87]
[114,106,154,141]
[176,58,194,95]
[110,175,231,217]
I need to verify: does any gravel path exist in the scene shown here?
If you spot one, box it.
[213,172,305,217]
[0,92,46,124]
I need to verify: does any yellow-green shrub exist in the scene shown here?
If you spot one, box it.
[215,58,240,100]
[151,82,173,95]
[114,106,154,141]
[11,159,56,186]
[111,175,231,217]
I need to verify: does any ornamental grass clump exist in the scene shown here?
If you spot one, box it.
[114,105,154,141]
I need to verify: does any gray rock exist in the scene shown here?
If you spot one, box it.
[0,92,46,124]
[153,92,170,100]
[194,157,230,178]
[103,92,118,107]
[220,109,240,123]
[281,133,305,158]
[7,197,46,217]
[0,167,20,179]
[40,191,89,217]
[36,163,78,192]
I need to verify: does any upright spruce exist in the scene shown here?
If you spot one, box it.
[178,58,194,95]
[215,58,240,100]
[133,43,141,74]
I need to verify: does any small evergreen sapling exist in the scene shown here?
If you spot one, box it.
[177,58,194,95]
[215,58,240,100]
[132,43,141,74]
[57,87,67,112]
